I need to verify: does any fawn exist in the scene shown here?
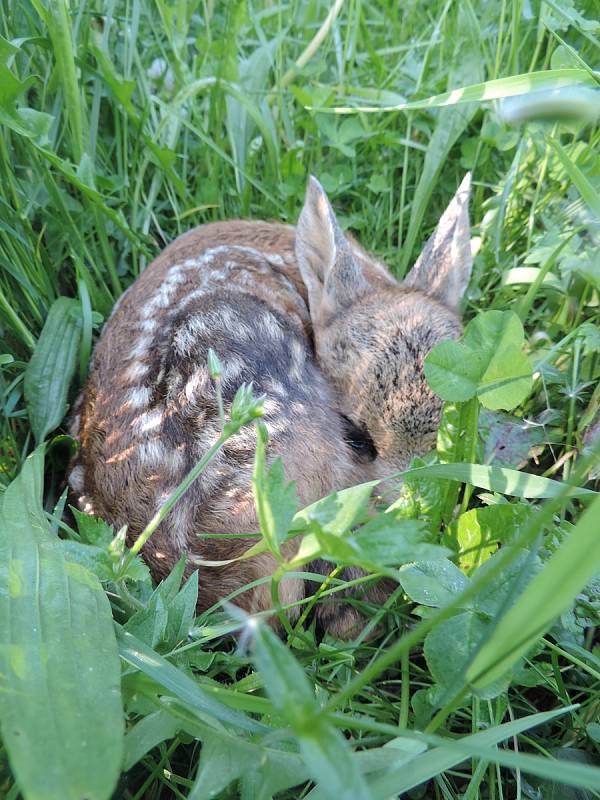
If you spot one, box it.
[70,174,473,637]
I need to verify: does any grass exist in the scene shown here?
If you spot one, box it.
[1,0,600,798]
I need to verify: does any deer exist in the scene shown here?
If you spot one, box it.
[69,173,473,637]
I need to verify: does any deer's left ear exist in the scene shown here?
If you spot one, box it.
[295,176,367,319]
[402,173,473,311]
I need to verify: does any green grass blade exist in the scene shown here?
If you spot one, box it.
[547,135,600,219]
[326,68,596,112]
[24,297,82,443]
[368,706,575,796]
[414,730,600,792]
[396,462,596,498]
[40,0,85,162]
[0,446,123,800]
[467,491,600,687]
[116,627,266,735]
[400,43,482,273]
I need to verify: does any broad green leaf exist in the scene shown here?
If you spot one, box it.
[191,734,268,799]
[424,310,533,410]
[123,710,180,771]
[389,457,445,531]
[37,0,84,161]
[471,546,542,618]
[292,480,377,534]
[424,611,508,699]
[305,741,428,799]
[252,624,372,800]
[467,492,600,687]
[124,592,169,648]
[498,85,600,125]
[293,509,448,575]
[0,447,123,800]
[0,57,53,143]
[24,297,82,443]
[164,570,199,646]
[451,504,532,571]
[251,623,320,729]
[71,506,114,547]
[399,559,470,607]
[424,340,480,400]
[352,515,449,566]
[479,410,546,467]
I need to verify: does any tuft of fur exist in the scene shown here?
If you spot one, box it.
[72,177,473,637]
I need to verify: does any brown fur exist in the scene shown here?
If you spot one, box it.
[71,175,473,637]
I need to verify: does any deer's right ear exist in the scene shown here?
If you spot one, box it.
[402,172,473,311]
[295,177,366,319]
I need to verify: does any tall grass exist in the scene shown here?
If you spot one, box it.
[0,1,599,798]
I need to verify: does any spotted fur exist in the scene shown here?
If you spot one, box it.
[72,176,473,637]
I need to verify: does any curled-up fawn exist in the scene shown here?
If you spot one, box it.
[70,174,473,637]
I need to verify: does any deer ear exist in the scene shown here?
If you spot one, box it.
[295,176,366,318]
[402,172,473,311]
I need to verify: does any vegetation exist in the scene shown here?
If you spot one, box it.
[1,0,599,798]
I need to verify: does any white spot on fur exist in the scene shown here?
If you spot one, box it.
[266,418,287,436]
[130,335,153,359]
[177,287,207,310]
[78,494,95,514]
[133,409,163,433]
[138,438,165,465]
[125,362,150,382]
[174,315,209,356]
[165,267,187,285]
[263,398,281,416]
[195,245,286,271]
[184,368,209,400]
[69,464,84,492]
[165,503,190,550]
[290,339,306,380]
[68,412,81,437]
[259,313,283,340]
[139,317,157,334]
[266,378,286,396]
[151,282,176,309]
[222,356,245,388]
[127,386,152,408]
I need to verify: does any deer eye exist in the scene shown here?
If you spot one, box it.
[340,415,377,462]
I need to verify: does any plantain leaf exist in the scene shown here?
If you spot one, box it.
[0,446,123,800]
[24,297,82,443]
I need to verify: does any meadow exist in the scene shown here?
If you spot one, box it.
[1,0,600,798]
